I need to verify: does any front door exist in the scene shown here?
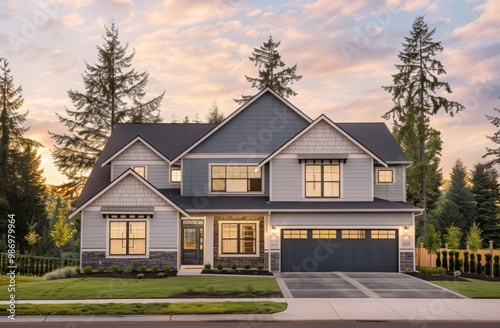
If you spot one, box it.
[181,220,204,265]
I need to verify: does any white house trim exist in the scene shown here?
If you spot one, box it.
[101,136,170,167]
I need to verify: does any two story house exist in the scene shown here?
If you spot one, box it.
[70,88,421,273]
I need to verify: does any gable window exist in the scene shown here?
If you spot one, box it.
[305,164,340,198]
[211,165,262,193]
[133,166,146,178]
[377,169,394,183]
[220,222,257,254]
[109,221,146,255]
[170,168,181,183]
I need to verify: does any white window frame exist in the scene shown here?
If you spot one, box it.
[218,220,260,257]
[132,165,147,179]
[106,218,150,258]
[376,168,395,184]
[209,163,265,195]
[170,167,181,183]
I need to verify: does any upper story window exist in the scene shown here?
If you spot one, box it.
[133,166,146,178]
[170,168,181,183]
[211,165,262,193]
[377,169,394,183]
[305,164,340,198]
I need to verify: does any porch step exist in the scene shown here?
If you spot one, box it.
[177,266,203,276]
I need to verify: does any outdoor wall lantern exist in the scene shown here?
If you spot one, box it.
[404,226,409,234]
[271,225,276,235]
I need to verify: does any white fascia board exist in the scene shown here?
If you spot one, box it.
[101,136,170,167]
[185,208,424,213]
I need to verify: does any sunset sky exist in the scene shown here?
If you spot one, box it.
[1,0,499,186]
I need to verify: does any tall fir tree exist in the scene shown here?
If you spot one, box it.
[471,163,500,247]
[484,99,500,165]
[0,58,45,253]
[235,35,302,105]
[49,20,164,200]
[206,99,225,124]
[382,16,464,235]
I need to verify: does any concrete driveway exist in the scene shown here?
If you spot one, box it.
[277,272,466,299]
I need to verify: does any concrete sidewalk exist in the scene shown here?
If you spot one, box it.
[2,298,500,322]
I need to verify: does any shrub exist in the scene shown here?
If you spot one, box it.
[485,254,492,276]
[110,264,120,272]
[124,265,135,274]
[231,262,238,270]
[83,266,93,275]
[448,251,454,271]
[139,265,147,274]
[463,251,469,273]
[244,263,251,270]
[476,254,482,274]
[64,266,76,278]
[454,252,460,271]
[136,273,144,279]
[97,266,105,274]
[151,265,159,273]
[216,262,223,271]
[469,253,476,273]
[442,251,448,270]
[257,263,264,270]
[419,266,446,276]
[157,272,165,278]
[435,252,441,267]
[493,255,500,277]
[163,265,171,273]
[43,267,79,280]
[204,263,212,270]
[454,270,461,279]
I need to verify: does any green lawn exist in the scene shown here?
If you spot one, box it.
[0,301,287,315]
[0,275,281,300]
[432,278,500,298]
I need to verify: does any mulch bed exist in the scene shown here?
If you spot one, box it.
[407,271,500,282]
[74,271,178,279]
[171,292,283,299]
[201,269,273,276]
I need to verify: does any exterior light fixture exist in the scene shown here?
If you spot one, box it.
[271,225,276,235]
[404,226,408,234]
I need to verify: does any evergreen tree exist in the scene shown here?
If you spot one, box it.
[471,163,500,246]
[434,159,475,244]
[49,20,164,200]
[484,99,500,165]
[382,16,464,235]
[235,35,302,104]
[206,100,225,124]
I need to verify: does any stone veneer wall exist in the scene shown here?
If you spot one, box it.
[400,251,414,271]
[81,251,177,271]
[270,252,280,272]
[213,215,265,269]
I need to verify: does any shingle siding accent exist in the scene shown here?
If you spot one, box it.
[114,141,164,161]
[89,175,167,207]
[283,121,365,154]
[374,165,405,201]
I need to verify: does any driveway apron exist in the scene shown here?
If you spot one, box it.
[277,272,466,299]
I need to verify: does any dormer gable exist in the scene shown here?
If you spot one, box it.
[101,136,169,167]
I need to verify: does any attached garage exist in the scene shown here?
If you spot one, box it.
[281,229,398,272]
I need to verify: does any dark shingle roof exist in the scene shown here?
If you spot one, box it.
[336,123,408,162]
[74,123,216,208]
[160,189,420,212]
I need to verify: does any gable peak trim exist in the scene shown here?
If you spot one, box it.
[101,136,170,167]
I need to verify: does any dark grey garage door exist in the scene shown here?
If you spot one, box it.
[281,229,398,272]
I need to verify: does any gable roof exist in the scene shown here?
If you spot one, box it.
[170,87,313,163]
[257,115,389,168]
[70,169,190,218]
[101,136,170,166]
[74,123,215,208]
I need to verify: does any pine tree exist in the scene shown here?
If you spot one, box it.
[484,100,500,165]
[382,16,464,235]
[471,163,500,246]
[206,100,225,124]
[235,35,302,104]
[49,20,164,200]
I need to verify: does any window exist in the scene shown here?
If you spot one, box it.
[371,230,396,239]
[282,230,308,239]
[341,230,366,239]
[220,223,257,254]
[305,164,340,198]
[211,165,262,193]
[171,168,181,183]
[377,169,394,183]
[109,221,146,255]
[133,166,146,178]
[312,230,337,239]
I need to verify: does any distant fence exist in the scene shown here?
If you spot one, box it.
[416,242,499,274]
[0,253,80,276]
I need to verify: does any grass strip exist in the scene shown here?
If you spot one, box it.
[0,302,287,315]
[432,278,500,298]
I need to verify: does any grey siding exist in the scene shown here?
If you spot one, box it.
[374,165,405,201]
[271,158,302,201]
[182,158,269,196]
[271,212,413,227]
[191,92,309,154]
[112,163,177,189]
[82,211,106,249]
[343,158,372,201]
[150,211,177,249]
